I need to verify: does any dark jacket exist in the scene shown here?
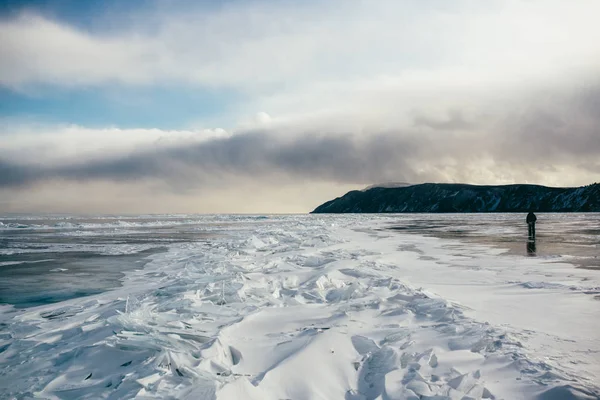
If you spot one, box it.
[526,212,537,224]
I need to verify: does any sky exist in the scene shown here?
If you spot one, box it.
[1,0,599,214]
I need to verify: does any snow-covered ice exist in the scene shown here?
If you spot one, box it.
[0,214,598,399]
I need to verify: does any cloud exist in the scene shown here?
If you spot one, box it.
[0,131,412,188]
[0,123,229,164]
[1,0,599,91]
[1,0,600,212]
[414,110,475,131]
[0,178,360,214]
[0,159,37,187]
[1,83,599,192]
[0,14,153,88]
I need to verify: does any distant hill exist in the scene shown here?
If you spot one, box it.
[311,183,600,213]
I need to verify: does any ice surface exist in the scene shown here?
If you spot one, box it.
[0,214,598,399]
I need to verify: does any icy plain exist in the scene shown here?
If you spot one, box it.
[0,214,599,399]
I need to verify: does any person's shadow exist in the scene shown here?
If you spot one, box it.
[526,238,536,256]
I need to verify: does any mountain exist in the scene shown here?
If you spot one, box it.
[311,183,600,213]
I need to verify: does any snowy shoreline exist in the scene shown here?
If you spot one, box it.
[0,215,598,399]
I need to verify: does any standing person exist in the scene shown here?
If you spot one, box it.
[526,211,537,239]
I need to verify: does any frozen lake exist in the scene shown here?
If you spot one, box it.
[0,216,223,307]
[388,213,600,266]
[0,214,598,399]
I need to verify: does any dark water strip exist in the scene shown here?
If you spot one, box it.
[0,248,166,308]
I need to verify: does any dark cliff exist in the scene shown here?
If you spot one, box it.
[311,183,600,213]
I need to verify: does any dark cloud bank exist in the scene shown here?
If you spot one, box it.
[0,132,418,188]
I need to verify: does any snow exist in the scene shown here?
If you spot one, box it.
[0,214,598,399]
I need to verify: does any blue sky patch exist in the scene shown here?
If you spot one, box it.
[0,85,242,129]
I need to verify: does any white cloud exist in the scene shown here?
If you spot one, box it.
[2,0,599,135]
[1,0,599,92]
[0,122,229,164]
